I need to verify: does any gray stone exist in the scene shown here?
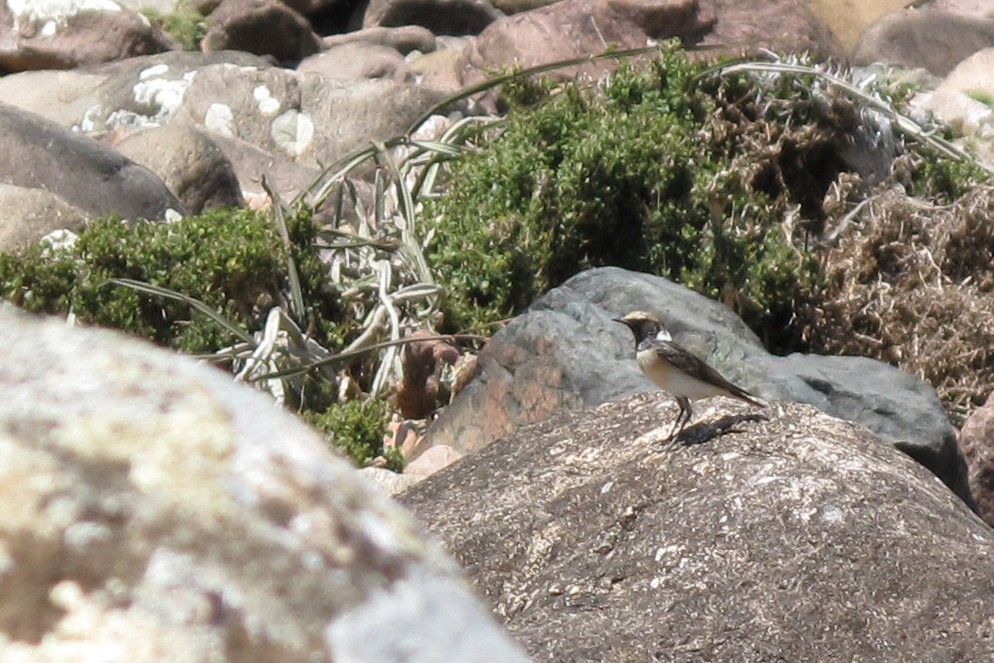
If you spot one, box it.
[354,0,504,35]
[0,183,88,251]
[320,25,438,54]
[0,305,530,663]
[402,393,994,662]
[202,0,321,63]
[0,2,177,72]
[0,102,185,221]
[852,9,994,76]
[428,267,971,507]
[113,124,245,213]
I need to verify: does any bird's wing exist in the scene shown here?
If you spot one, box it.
[654,342,763,405]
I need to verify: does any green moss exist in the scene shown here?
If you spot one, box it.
[141,2,208,51]
[0,207,339,354]
[305,399,399,469]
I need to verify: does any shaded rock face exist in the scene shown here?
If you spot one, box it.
[428,267,971,508]
[0,101,185,221]
[112,124,245,213]
[401,395,994,662]
[0,183,88,250]
[959,391,994,526]
[203,0,322,63]
[0,307,529,663]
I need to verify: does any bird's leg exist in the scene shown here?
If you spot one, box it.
[668,396,692,440]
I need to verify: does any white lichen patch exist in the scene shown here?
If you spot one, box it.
[7,0,121,35]
[271,110,314,158]
[132,69,197,122]
[253,85,281,116]
[204,103,235,137]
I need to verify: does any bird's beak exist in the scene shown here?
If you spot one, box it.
[611,317,626,326]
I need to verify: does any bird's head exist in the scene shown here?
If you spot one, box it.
[612,310,672,344]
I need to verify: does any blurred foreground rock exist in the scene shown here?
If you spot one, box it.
[0,306,529,663]
[403,394,994,661]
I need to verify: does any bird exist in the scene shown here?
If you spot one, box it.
[613,310,765,440]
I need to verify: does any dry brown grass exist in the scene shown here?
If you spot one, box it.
[798,166,994,424]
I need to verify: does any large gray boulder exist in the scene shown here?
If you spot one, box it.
[0,306,529,663]
[402,393,994,662]
[428,267,971,506]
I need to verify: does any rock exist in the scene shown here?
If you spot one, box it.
[932,0,994,19]
[800,0,909,51]
[320,24,438,54]
[0,50,448,200]
[697,0,843,58]
[852,9,994,76]
[465,0,841,81]
[466,0,712,80]
[400,394,994,661]
[0,102,185,221]
[408,46,469,92]
[0,1,177,71]
[112,124,245,213]
[298,42,412,81]
[916,47,994,137]
[0,305,530,663]
[359,466,424,495]
[406,444,463,476]
[427,267,971,507]
[0,184,89,251]
[959,391,994,526]
[354,0,504,35]
[202,0,321,63]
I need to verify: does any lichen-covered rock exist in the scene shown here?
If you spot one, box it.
[0,306,529,663]
[403,394,994,661]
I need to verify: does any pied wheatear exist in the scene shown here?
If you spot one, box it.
[614,310,765,440]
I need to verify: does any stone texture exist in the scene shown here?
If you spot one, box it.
[0,1,177,71]
[697,0,843,58]
[0,305,530,663]
[932,0,994,19]
[800,0,909,51]
[0,102,185,221]
[0,51,447,200]
[401,394,994,662]
[465,0,842,82]
[202,0,321,62]
[917,47,994,137]
[298,42,411,81]
[852,8,994,76]
[112,124,245,213]
[320,24,438,54]
[958,391,994,527]
[427,267,971,508]
[0,184,89,251]
[355,0,504,35]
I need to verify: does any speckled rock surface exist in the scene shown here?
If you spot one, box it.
[0,307,529,663]
[402,394,994,662]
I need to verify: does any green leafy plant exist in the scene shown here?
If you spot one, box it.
[141,1,208,51]
[305,398,398,469]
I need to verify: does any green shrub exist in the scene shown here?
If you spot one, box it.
[142,2,208,52]
[305,399,399,469]
[0,207,339,354]
[426,50,820,346]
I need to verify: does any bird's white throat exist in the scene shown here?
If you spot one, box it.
[655,328,673,342]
